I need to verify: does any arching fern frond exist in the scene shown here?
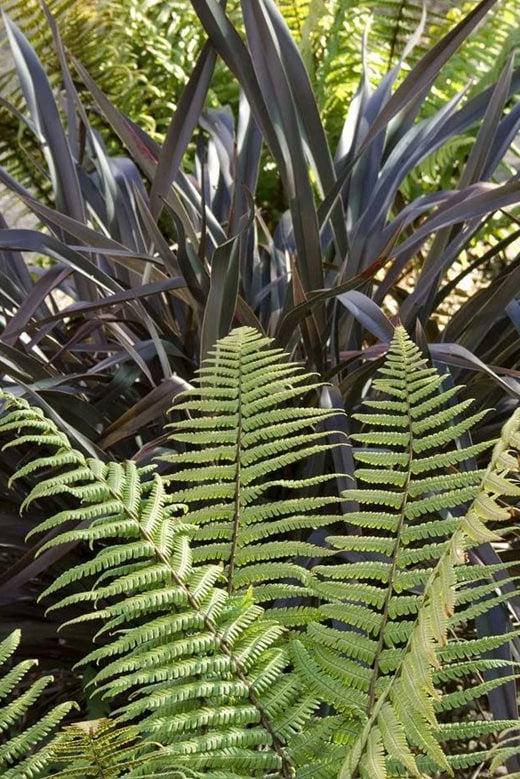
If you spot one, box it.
[296,325,520,778]
[0,390,327,778]
[0,628,74,779]
[163,326,347,620]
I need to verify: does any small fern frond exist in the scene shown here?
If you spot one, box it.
[49,718,145,778]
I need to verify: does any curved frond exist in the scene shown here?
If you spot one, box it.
[0,387,333,777]
[298,325,520,778]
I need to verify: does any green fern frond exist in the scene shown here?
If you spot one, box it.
[0,388,332,778]
[0,629,74,779]
[314,0,519,140]
[162,326,346,618]
[297,325,520,778]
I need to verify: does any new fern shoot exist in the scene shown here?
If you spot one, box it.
[0,326,519,777]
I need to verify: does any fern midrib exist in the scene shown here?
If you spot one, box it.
[85,732,109,779]
[227,342,243,593]
[102,473,296,778]
[365,344,414,716]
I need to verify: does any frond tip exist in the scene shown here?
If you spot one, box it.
[163,326,348,620]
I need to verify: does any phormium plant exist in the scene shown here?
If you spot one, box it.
[0,1,519,776]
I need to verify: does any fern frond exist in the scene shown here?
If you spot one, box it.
[162,326,346,619]
[48,718,147,778]
[0,629,74,778]
[0,389,333,778]
[298,325,520,778]
[3,324,519,778]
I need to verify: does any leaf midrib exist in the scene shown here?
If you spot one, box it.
[227,337,243,593]
[365,342,414,715]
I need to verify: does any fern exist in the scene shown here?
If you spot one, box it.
[0,0,97,190]
[295,325,520,777]
[3,0,517,177]
[163,327,346,621]
[313,0,520,139]
[48,718,144,778]
[1,326,520,777]
[0,628,74,778]
[0,391,328,777]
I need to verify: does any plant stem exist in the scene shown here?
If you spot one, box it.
[365,339,414,715]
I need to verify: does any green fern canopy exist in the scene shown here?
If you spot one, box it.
[0,325,520,777]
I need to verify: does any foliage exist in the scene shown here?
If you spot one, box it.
[0,363,326,777]
[162,327,344,618]
[313,0,520,138]
[0,3,519,775]
[3,0,518,148]
[0,0,98,189]
[0,629,74,778]
[0,1,517,454]
[296,325,520,776]
[49,719,143,777]
[0,1,517,227]
[0,326,519,777]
